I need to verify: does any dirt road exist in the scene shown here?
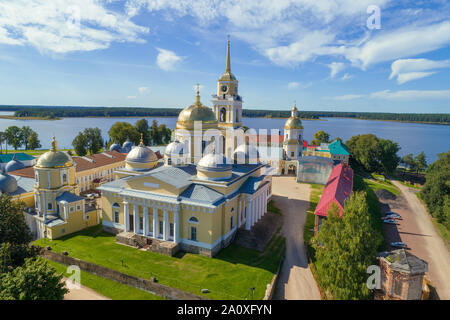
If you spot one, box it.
[272,176,321,300]
[391,181,450,299]
[63,278,110,300]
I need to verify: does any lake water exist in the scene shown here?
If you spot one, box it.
[0,111,448,163]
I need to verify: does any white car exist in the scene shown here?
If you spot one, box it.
[386,213,402,220]
[383,219,397,224]
[85,193,95,200]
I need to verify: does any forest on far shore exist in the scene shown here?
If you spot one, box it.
[0,105,448,124]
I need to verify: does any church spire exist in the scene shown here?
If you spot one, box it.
[225,35,231,74]
[194,83,201,106]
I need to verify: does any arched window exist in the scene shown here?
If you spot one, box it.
[235,109,239,122]
[62,173,67,184]
[112,203,120,223]
[188,216,199,224]
[220,108,226,122]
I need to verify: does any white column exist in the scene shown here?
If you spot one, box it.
[153,207,158,238]
[143,206,148,236]
[238,200,241,227]
[163,209,168,241]
[64,203,68,220]
[250,199,255,227]
[174,205,180,244]
[123,201,129,231]
[245,199,251,230]
[133,204,139,234]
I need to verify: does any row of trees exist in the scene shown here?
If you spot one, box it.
[108,119,171,146]
[313,190,383,299]
[400,152,427,174]
[346,134,400,174]
[420,151,450,229]
[0,126,41,152]
[6,105,449,123]
[0,195,67,299]
[71,119,172,156]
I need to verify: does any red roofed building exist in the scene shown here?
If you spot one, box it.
[314,163,353,234]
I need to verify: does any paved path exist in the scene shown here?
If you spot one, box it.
[63,278,110,300]
[272,176,321,300]
[392,181,450,299]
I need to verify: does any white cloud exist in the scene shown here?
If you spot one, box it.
[347,21,450,69]
[127,95,137,99]
[370,89,450,100]
[156,48,182,71]
[138,86,149,93]
[333,94,363,100]
[287,81,312,89]
[389,58,450,84]
[0,0,149,54]
[328,62,345,78]
[341,73,352,80]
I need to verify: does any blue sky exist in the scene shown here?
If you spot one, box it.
[0,0,449,113]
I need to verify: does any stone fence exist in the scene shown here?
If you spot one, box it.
[41,249,207,300]
[263,256,285,300]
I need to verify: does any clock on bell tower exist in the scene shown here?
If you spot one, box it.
[212,37,242,129]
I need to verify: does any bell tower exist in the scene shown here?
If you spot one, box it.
[212,37,242,129]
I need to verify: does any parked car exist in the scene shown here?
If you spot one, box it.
[93,193,100,198]
[390,242,407,248]
[386,213,402,220]
[383,219,397,224]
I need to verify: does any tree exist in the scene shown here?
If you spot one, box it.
[0,195,31,246]
[157,124,171,145]
[314,192,381,299]
[20,126,33,150]
[135,119,150,145]
[420,151,450,228]
[4,126,23,150]
[311,130,330,145]
[414,151,427,174]
[378,139,400,173]
[83,128,103,155]
[0,131,5,154]
[346,134,380,172]
[150,120,160,145]
[0,258,68,300]
[27,131,41,150]
[108,122,140,145]
[72,132,88,156]
[401,154,414,171]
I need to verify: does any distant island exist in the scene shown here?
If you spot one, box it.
[0,105,448,124]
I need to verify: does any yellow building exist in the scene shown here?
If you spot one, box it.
[19,137,100,240]
[100,107,272,257]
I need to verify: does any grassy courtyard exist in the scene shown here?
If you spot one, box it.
[45,259,164,300]
[34,225,283,300]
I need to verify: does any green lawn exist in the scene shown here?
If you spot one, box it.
[34,225,283,300]
[364,178,401,196]
[304,184,324,260]
[45,259,164,300]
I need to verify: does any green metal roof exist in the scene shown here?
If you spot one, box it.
[0,153,35,163]
[328,140,350,155]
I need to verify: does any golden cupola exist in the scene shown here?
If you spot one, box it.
[176,84,218,130]
[36,136,74,168]
[284,105,303,129]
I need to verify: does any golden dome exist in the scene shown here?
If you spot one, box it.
[176,85,218,129]
[36,137,74,168]
[284,117,303,129]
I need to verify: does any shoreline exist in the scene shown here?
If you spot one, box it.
[0,114,448,125]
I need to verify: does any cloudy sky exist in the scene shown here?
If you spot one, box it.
[0,0,449,113]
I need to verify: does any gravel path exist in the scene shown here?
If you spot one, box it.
[391,181,450,299]
[63,278,110,300]
[272,176,321,300]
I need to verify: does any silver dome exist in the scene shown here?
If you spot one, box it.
[233,143,260,165]
[5,154,25,172]
[165,141,185,156]
[122,140,134,153]
[197,153,232,171]
[109,142,122,152]
[0,170,18,194]
[126,144,158,163]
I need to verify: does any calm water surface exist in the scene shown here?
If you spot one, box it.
[0,112,448,163]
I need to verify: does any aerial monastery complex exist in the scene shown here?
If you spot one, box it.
[0,39,351,257]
